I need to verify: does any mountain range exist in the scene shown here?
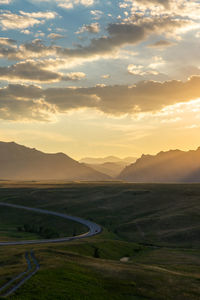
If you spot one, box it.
[0,141,110,181]
[79,156,137,165]
[80,156,137,177]
[1,141,200,182]
[119,147,200,183]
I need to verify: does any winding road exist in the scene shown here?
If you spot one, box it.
[0,201,102,297]
[0,202,102,246]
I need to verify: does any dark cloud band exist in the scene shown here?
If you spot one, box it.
[0,76,200,120]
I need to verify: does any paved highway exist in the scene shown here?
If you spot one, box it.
[0,201,102,297]
[0,202,102,246]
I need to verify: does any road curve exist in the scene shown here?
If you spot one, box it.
[0,202,102,246]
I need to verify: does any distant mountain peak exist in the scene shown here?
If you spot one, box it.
[80,156,137,165]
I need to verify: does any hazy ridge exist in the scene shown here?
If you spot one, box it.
[80,156,137,177]
[0,141,110,181]
[2,141,200,182]
[119,147,200,182]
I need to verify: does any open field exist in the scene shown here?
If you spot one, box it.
[0,182,200,299]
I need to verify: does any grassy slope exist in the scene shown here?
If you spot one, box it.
[2,183,200,247]
[0,183,200,299]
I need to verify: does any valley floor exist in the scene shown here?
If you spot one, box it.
[0,182,200,299]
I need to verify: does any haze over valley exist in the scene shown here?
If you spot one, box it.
[1,141,200,183]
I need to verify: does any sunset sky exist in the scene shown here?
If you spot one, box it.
[0,0,200,159]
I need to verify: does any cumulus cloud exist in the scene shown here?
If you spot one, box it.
[47,33,64,39]
[0,10,57,30]
[125,0,200,21]
[0,13,195,63]
[148,55,166,69]
[58,0,95,9]
[0,84,56,121]
[90,10,103,20]
[1,76,200,120]
[0,60,86,83]
[0,39,58,60]
[126,0,170,9]
[19,39,57,58]
[0,37,19,59]
[22,29,32,35]
[44,76,200,115]
[58,18,192,59]
[19,11,57,19]
[0,37,16,47]
[63,72,86,80]
[128,64,159,76]
[76,23,100,34]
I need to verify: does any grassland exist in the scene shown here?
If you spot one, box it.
[0,182,200,299]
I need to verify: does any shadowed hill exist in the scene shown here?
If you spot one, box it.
[119,147,200,182]
[0,141,110,181]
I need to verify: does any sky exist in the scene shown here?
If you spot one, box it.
[0,0,200,160]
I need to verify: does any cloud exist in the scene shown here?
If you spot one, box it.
[0,13,196,67]
[58,2,73,9]
[126,0,200,21]
[101,74,110,79]
[0,84,55,121]
[1,76,200,121]
[22,29,32,35]
[0,37,16,47]
[0,0,12,3]
[0,10,57,30]
[35,31,45,37]
[19,11,57,19]
[0,60,86,83]
[0,37,19,59]
[47,76,200,115]
[76,23,100,34]
[148,39,175,48]
[0,39,57,60]
[58,0,95,9]
[47,33,64,39]
[148,55,166,69]
[0,11,40,30]
[90,10,103,20]
[58,18,191,59]
[128,64,159,76]
[19,39,57,58]
[126,0,170,9]
[63,72,86,80]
